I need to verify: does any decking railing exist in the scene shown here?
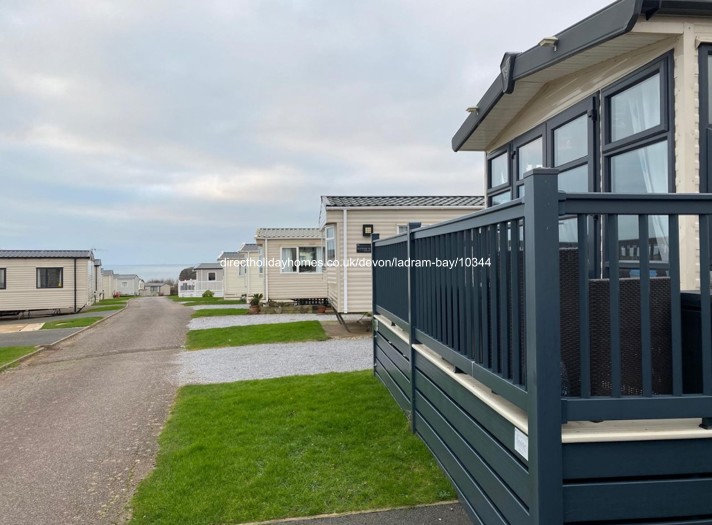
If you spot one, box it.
[372,168,712,426]
[178,279,224,298]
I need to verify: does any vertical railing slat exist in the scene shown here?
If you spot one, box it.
[607,215,622,397]
[473,228,483,363]
[481,228,490,368]
[499,222,510,380]
[577,214,591,398]
[669,214,683,396]
[639,215,652,397]
[511,221,521,386]
[489,225,500,373]
[457,230,467,357]
[700,215,712,395]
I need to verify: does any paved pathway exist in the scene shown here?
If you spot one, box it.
[0,297,191,525]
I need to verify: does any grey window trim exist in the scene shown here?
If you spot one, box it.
[547,96,599,193]
[486,145,511,190]
[0,268,5,290]
[37,267,63,289]
[700,44,712,192]
[601,52,675,193]
[512,124,545,197]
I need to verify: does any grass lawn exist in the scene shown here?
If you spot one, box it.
[96,297,133,306]
[41,316,103,330]
[86,305,125,312]
[186,321,328,350]
[190,308,248,318]
[0,346,36,368]
[129,371,454,525]
[171,296,246,305]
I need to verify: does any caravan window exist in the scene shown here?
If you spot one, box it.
[37,268,63,289]
[325,226,336,262]
[0,268,5,289]
[281,247,324,273]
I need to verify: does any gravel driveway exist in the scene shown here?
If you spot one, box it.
[0,297,191,525]
[178,337,372,384]
[188,313,363,330]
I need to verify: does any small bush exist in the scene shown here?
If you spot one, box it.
[202,290,214,298]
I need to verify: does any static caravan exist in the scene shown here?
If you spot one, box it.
[254,228,327,303]
[319,196,484,313]
[114,274,142,296]
[0,250,97,314]
[372,2,712,525]
[91,259,102,302]
[101,269,115,299]
[182,263,224,298]
[219,244,264,299]
[235,243,264,298]
[143,282,171,296]
[218,251,242,299]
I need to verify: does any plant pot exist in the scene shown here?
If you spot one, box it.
[316,306,327,314]
[249,305,261,314]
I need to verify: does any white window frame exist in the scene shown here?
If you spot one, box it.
[325,226,336,262]
[0,268,5,290]
[280,246,323,274]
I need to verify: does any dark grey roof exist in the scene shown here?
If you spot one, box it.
[114,274,140,279]
[321,196,484,207]
[239,243,260,253]
[94,259,102,266]
[195,262,224,270]
[217,251,241,259]
[0,250,94,259]
[452,0,711,151]
[102,270,114,276]
[255,228,322,240]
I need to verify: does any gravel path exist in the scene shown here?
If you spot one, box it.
[188,313,362,330]
[0,297,191,525]
[178,337,372,384]
[190,304,249,310]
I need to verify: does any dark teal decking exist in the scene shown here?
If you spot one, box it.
[372,169,712,525]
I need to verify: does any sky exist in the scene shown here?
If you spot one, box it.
[0,0,613,279]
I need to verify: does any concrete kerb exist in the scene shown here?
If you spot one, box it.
[0,306,128,372]
[239,501,462,525]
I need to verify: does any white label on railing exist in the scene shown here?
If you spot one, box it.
[514,428,529,460]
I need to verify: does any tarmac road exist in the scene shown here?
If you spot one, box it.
[0,297,191,525]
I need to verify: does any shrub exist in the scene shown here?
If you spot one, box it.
[202,290,214,298]
[250,293,263,306]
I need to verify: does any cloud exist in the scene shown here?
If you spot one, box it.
[0,0,614,267]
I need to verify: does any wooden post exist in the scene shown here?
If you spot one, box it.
[371,233,380,378]
[407,222,422,432]
[523,168,564,525]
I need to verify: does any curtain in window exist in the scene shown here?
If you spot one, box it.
[612,76,668,264]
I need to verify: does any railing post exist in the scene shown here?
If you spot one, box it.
[523,168,563,525]
[371,233,380,378]
[407,222,422,432]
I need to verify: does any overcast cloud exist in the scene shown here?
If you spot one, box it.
[0,0,612,277]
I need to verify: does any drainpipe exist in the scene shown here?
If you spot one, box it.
[73,258,77,313]
[342,209,348,314]
[264,239,269,300]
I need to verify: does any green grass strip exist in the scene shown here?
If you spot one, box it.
[86,305,124,312]
[0,346,37,368]
[171,296,246,305]
[41,316,103,330]
[190,308,248,318]
[96,297,132,305]
[129,372,454,525]
[186,320,328,350]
